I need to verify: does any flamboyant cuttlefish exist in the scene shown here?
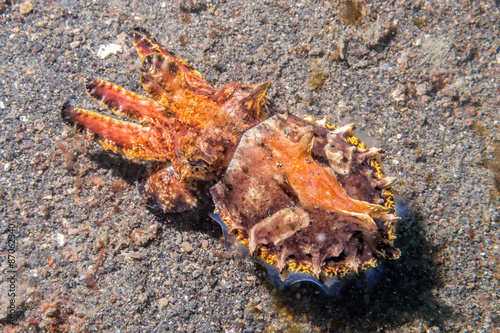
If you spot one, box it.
[61,28,399,295]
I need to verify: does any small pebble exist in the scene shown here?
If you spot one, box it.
[187,300,198,311]
[125,252,143,260]
[158,298,169,309]
[192,270,202,279]
[96,43,123,59]
[181,241,194,253]
[19,0,33,15]
[390,84,406,102]
[69,28,81,35]
[35,20,49,28]
[416,82,429,96]
[70,41,81,49]
[56,233,65,247]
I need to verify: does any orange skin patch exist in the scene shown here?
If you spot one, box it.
[258,125,390,219]
[61,28,274,212]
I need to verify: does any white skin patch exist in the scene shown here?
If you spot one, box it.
[316,233,326,242]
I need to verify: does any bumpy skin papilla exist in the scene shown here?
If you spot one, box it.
[61,28,274,212]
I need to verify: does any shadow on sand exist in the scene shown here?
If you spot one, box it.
[88,150,221,237]
[88,150,150,185]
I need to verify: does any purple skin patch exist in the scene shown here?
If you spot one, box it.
[210,113,399,283]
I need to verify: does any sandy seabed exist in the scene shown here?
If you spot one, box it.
[0,0,499,332]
